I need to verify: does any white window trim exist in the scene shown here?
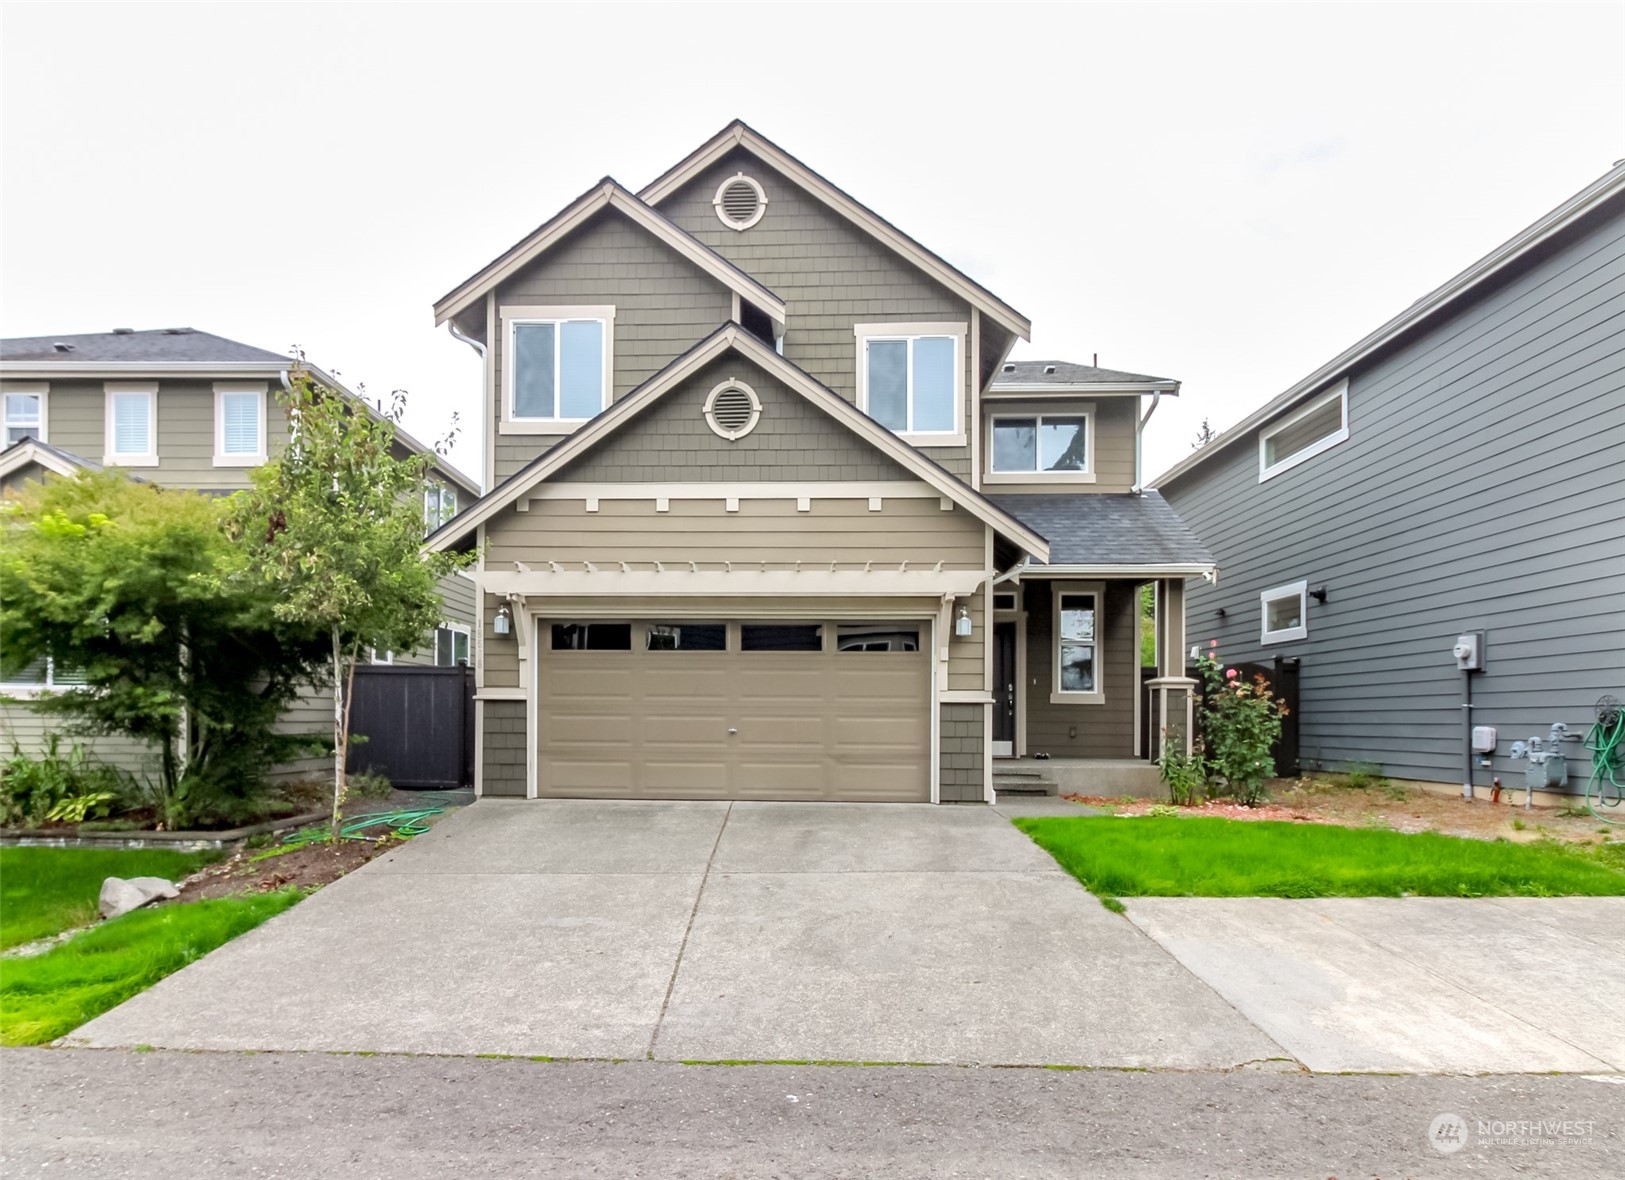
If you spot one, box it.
[1050,580,1106,705]
[985,406,1097,485]
[1259,379,1349,482]
[424,484,458,531]
[436,622,472,666]
[499,304,615,434]
[0,657,76,697]
[213,381,268,467]
[713,172,768,232]
[3,382,48,445]
[103,382,158,467]
[369,648,394,666]
[1260,579,1309,644]
[854,322,967,447]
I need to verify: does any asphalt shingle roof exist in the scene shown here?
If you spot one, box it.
[0,328,289,365]
[991,359,1175,387]
[986,490,1213,567]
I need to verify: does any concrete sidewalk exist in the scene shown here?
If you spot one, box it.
[1125,896,1625,1073]
[67,799,1281,1069]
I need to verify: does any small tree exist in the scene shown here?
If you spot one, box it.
[233,370,473,837]
[1192,418,1218,449]
[0,471,327,825]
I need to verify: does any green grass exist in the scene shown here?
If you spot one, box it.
[0,889,303,1045]
[0,847,217,951]
[1012,816,1625,899]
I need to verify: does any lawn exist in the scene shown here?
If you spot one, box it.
[1013,816,1625,899]
[0,847,216,951]
[0,889,303,1045]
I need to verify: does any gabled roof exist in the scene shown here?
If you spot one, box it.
[639,121,1032,341]
[986,490,1214,573]
[432,178,787,329]
[426,324,1050,561]
[1154,158,1625,488]
[0,437,99,482]
[0,327,288,365]
[991,359,1179,393]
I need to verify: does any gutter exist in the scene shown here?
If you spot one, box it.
[1131,390,1163,495]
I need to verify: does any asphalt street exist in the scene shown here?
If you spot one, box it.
[3,1048,1621,1179]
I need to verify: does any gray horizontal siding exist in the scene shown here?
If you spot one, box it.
[1160,204,1625,791]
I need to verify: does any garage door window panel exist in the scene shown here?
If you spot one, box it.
[646,622,727,651]
[741,623,824,651]
[551,622,632,651]
[837,624,921,652]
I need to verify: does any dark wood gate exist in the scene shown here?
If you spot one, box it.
[346,665,474,789]
[1141,657,1300,776]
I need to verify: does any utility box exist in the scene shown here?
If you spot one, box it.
[1472,726,1497,754]
[1453,632,1485,671]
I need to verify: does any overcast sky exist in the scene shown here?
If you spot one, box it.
[3,2,1621,486]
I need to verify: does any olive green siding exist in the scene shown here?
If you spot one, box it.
[938,703,986,802]
[0,704,156,777]
[18,378,288,491]
[656,148,974,479]
[982,396,1139,493]
[1020,579,1138,757]
[559,353,914,484]
[490,209,734,482]
[481,699,528,797]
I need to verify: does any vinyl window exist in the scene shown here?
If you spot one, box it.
[990,413,1092,475]
[4,389,45,445]
[424,485,458,531]
[507,312,611,424]
[214,383,266,465]
[0,655,85,694]
[434,625,471,667]
[1260,581,1309,643]
[1259,380,1348,481]
[855,323,964,442]
[104,383,157,465]
[1051,583,1104,704]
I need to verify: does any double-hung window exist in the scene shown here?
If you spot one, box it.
[424,485,457,531]
[502,306,613,429]
[104,382,157,466]
[855,323,964,442]
[1259,379,1348,481]
[3,386,45,445]
[1260,581,1309,643]
[990,410,1093,480]
[1051,582,1105,705]
[214,382,267,466]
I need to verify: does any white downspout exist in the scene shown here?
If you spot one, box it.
[446,321,489,492]
[1132,390,1162,495]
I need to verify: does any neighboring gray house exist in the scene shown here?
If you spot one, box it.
[1155,162,1625,797]
[0,327,481,777]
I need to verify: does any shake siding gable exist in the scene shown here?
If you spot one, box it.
[491,209,733,483]
[656,148,975,478]
[1161,205,1625,788]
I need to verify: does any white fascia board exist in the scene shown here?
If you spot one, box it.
[483,566,988,599]
[1153,160,1625,489]
[1028,563,1216,579]
[988,382,1180,395]
[0,439,85,480]
[0,361,288,379]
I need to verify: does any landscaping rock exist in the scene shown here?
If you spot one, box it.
[99,876,179,920]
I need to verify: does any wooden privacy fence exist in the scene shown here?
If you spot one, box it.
[1140,657,1300,776]
[345,665,474,789]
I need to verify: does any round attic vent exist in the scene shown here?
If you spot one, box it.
[713,172,767,231]
[703,380,762,440]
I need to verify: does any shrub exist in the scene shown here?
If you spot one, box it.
[1344,761,1387,790]
[346,770,393,800]
[1157,738,1206,806]
[1,736,130,828]
[1196,653,1288,807]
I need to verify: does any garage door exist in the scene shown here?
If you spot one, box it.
[537,620,930,802]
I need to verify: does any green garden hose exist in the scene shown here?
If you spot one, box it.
[280,795,451,846]
[1584,709,1624,825]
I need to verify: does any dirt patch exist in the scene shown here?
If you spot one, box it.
[1067,777,1617,847]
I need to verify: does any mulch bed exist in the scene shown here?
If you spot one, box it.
[1065,795,1337,824]
[173,836,397,902]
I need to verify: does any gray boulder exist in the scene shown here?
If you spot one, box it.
[99,876,180,921]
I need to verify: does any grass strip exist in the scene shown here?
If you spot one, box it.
[0,889,303,1045]
[0,847,217,951]
[1012,816,1625,898]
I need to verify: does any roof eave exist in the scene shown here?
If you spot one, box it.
[988,381,1180,395]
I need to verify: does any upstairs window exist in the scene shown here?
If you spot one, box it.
[503,306,614,426]
[1260,581,1309,643]
[1259,379,1348,481]
[424,485,458,531]
[214,383,266,465]
[4,388,45,445]
[855,323,964,441]
[104,383,157,466]
[990,412,1092,476]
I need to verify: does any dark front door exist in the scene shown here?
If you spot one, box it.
[993,621,1017,755]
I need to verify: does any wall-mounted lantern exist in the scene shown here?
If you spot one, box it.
[954,605,973,638]
[493,601,513,636]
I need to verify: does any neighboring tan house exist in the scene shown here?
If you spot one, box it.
[427,121,1213,804]
[0,327,481,777]
[1155,161,1625,799]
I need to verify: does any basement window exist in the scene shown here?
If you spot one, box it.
[1259,380,1348,481]
[1260,581,1308,643]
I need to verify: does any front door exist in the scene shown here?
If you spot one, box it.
[993,621,1016,756]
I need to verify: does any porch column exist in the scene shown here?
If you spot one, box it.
[1148,577,1198,759]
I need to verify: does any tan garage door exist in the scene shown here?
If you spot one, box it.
[537,620,930,802]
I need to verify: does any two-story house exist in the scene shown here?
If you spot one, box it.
[1155,161,1625,802]
[427,121,1213,804]
[0,326,482,778]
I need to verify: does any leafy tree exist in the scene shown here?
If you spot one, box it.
[1139,584,1157,666]
[232,370,474,836]
[0,472,328,825]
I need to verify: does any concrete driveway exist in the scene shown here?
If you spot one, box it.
[69,799,1282,1069]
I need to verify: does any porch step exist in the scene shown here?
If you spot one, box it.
[992,767,1055,796]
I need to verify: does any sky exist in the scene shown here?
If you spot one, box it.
[2,2,1621,487]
